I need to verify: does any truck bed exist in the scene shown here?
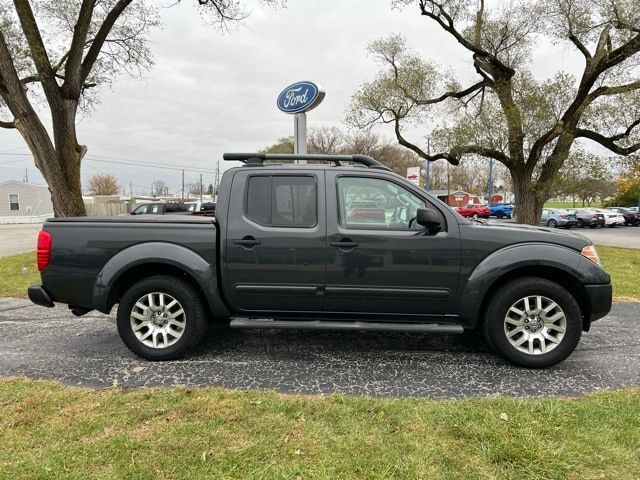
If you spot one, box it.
[41,216,217,311]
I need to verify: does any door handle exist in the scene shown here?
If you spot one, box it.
[331,239,359,249]
[233,236,261,248]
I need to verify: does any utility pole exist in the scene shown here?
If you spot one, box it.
[181,169,185,200]
[214,161,220,197]
[199,173,203,202]
[24,168,29,183]
[129,181,133,197]
[424,138,431,191]
[447,162,451,199]
[487,158,494,204]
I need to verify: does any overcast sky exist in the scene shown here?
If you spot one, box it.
[0,0,586,194]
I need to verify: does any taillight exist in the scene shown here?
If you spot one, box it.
[37,230,52,271]
[560,214,568,219]
[581,245,601,266]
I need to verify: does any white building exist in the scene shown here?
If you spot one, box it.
[0,180,54,223]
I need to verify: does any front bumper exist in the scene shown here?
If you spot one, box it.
[28,284,54,308]
[585,283,612,323]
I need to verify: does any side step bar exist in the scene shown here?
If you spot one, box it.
[229,318,464,334]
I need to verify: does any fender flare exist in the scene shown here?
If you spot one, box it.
[457,242,604,323]
[92,242,229,317]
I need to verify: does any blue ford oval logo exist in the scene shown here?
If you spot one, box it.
[277,81,325,114]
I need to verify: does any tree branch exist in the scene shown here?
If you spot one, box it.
[63,0,96,97]
[418,0,514,77]
[13,0,60,102]
[569,34,592,60]
[526,122,565,168]
[413,80,491,106]
[589,80,640,100]
[575,125,640,155]
[81,0,134,84]
[393,118,510,166]
[0,119,16,129]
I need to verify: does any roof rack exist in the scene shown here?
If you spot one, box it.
[222,153,391,171]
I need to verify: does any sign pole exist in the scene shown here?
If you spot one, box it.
[424,138,431,191]
[294,112,307,163]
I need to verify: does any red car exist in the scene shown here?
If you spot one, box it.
[454,204,491,219]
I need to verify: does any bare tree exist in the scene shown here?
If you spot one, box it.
[348,0,640,224]
[150,179,168,197]
[0,0,280,217]
[87,173,119,196]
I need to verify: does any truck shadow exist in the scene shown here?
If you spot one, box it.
[191,325,492,358]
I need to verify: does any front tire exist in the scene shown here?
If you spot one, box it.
[496,211,504,219]
[117,275,208,361]
[547,219,557,228]
[482,277,582,368]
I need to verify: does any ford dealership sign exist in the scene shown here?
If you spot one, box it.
[277,81,325,114]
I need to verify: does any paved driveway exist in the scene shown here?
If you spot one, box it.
[0,223,41,257]
[1,298,638,398]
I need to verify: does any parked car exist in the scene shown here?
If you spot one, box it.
[130,202,191,215]
[540,209,579,228]
[454,204,491,219]
[593,208,625,227]
[192,202,216,217]
[489,203,514,219]
[570,209,605,228]
[605,207,640,226]
[28,152,612,368]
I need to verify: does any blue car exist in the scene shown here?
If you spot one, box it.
[489,203,514,219]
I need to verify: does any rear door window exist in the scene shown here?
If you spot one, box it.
[245,175,317,228]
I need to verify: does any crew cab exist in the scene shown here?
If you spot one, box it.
[28,153,613,368]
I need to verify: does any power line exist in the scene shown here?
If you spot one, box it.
[0,152,222,174]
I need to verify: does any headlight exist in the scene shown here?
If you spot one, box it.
[581,245,601,266]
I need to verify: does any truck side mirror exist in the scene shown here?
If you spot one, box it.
[416,207,442,232]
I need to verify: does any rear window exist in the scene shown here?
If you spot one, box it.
[165,203,188,213]
[245,175,317,228]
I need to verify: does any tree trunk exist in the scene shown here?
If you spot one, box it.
[511,167,543,225]
[15,102,87,217]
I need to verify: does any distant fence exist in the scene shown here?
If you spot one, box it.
[85,202,129,217]
[0,214,52,224]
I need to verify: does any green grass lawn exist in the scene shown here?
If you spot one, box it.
[0,378,638,479]
[544,201,603,209]
[598,245,640,300]
[0,251,39,298]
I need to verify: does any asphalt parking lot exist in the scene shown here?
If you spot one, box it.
[0,223,41,257]
[1,297,638,398]
[485,218,640,248]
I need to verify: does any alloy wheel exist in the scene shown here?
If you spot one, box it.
[503,295,567,355]
[129,292,186,349]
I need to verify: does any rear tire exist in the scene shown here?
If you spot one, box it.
[482,277,582,368]
[577,219,584,228]
[496,211,504,219]
[117,275,208,361]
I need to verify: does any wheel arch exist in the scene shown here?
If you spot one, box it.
[475,266,591,332]
[93,242,230,319]
[459,243,594,331]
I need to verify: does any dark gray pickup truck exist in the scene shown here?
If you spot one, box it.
[29,153,612,367]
